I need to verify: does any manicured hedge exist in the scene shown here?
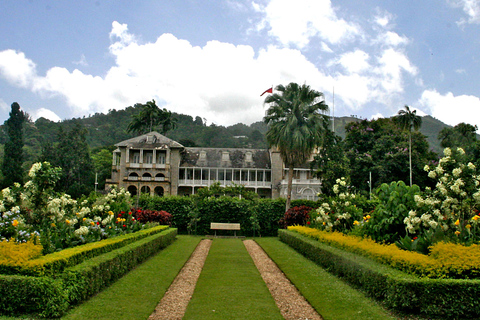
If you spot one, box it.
[0,225,169,277]
[279,229,480,319]
[0,227,177,318]
[139,195,289,236]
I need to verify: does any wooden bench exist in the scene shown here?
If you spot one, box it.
[210,222,241,237]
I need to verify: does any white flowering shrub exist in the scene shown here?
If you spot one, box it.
[406,147,480,242]
[314,177,362,232]
[0,162,137,252]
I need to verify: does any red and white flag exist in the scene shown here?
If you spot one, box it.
[260,87,273,96]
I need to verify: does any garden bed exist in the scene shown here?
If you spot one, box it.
[0,227,177,318]
[279,229,480,319]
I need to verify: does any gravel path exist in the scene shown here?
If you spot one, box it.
[149,238,322,319]
[148,239,212,320]
[244,239,323,320]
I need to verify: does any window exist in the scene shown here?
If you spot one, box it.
[245,152,253,162]
[157,152,166,165]
[144,152,153,164]
[132,152,140,164]
[221,152,230,161]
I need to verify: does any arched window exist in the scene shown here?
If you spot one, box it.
[127,185,137,196]
[141,186,150,194]
[155,173,165,181]
[128,172,139,180]
[142,172,152,181]
[155,186,164,197]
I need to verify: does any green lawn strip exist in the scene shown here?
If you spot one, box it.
[61,235,202,320]
[183,238,283,320]
[256,237,397,320]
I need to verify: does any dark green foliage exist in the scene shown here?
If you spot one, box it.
[1,102,28,188]
[280,229,480,319]
[344,118,437,193]
[0,275,68,318]
[127,100,177,135]
[138,195,194,233]
[138,195,286,236]
[40,122,95,198]
[362,181,420,243]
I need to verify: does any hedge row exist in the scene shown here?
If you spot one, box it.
[138,195,318,235]
[0,225,169,276]
[0,228,177,318]
[279,229,480,319]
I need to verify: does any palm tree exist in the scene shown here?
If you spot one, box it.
[127,100,177,135]
[263,83,329,211]
[394,105,422,187]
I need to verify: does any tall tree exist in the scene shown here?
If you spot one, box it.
[394,105,422,187]
[40,122,95,198]
[263,83,329,211]
[1,102,28,188]
[127,100,177,135]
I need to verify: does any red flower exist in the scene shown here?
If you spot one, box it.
[118,214,122,217]
[121,211,125,214]
[132,218,135,221]
[123,224,126,228]
[307,221,311,225]
[413,237,418,240]
[96,221,100,225]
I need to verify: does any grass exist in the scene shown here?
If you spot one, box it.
[256,237,398,320]
[60,235,201,320]
[183,238,283,320]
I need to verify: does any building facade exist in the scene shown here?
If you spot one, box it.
[106,131,322,200]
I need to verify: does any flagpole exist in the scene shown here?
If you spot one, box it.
[332,86,335,133]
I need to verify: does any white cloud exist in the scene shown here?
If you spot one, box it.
[371,112,384,120]
[30,108,62,122]
[449,0,480,24]
[419,89,480,128]
[0,22,335,126]
[337,50,370,74]
[0,50,37,88]
[73,54,88,66]
[255,0,361,48]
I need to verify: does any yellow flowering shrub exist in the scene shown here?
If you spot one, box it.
[0,238,43,265]
[289,226,480,279]
[429,242,480,278]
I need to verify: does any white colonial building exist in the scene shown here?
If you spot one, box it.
[106,131,322,200]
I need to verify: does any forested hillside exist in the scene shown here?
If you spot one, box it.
[0,107,458,167]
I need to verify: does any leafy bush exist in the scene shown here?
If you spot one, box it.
[313,177,363,232]
[406,147,480,245]
[280,205,312,228]
[361,181,420,243]
[133,209,172,225]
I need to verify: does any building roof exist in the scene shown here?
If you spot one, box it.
[181,148,271,169]
[115,131,184,149]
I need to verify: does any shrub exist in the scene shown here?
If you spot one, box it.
[280,206,312,228]
[313,177,363,233]
[361,181,420,243]
[133,209,172,225]
[280,229,480,319]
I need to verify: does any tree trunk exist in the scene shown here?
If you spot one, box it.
[286,165,294,212]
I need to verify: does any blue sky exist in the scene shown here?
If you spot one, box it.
[1,0,480,130]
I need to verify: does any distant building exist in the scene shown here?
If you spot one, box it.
[106,131,321,200]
